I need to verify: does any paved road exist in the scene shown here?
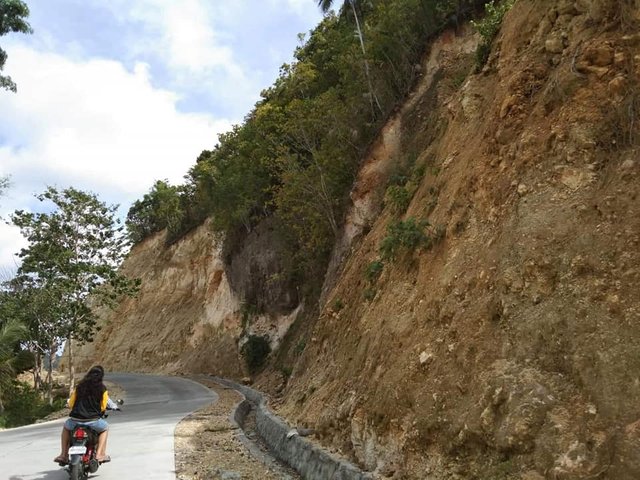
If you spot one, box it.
[0,373,217,480]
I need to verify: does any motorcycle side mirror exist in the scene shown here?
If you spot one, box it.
[117,399,124,406]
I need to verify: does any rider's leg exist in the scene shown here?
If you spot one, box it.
[96,430,109,460]
[55,427,70,461]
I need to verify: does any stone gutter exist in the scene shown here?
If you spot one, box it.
[211,376,374,480]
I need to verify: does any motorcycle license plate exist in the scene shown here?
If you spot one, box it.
[68,446,87,455]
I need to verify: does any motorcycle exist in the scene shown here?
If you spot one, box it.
[59,399,123,480]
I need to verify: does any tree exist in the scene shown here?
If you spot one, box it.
[0,0,33,92]
[316,0,382,116]
[0,175,9,196]
[1,280,64,404]
[126,180,185,244]
[0,317,27,413]
[11,187,139,393]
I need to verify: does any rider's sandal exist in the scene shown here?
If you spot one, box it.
[97,455,111,463]
[54,456,68,464]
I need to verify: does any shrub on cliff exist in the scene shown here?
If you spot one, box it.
[380,217,444,260]
[471,0,516,68]
[241,335,271,374]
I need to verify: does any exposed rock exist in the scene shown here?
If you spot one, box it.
[219,471,241,480]
[520,471,545,480]
[620,159,636,173]
[495,126,517,144]
[608,75,627,97]
[419,351,434,365]
[583,43,615,67]
[550,432,612,480]
[545,36,565,54]
[225,219,299,315]
[609,419,640,477]
[557,0,578,15]
[517,184,529,196]
[574,0,614,21]
[621,33,640,46]
[557,166,595,190]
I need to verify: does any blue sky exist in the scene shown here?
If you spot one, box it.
[0,0,323,274]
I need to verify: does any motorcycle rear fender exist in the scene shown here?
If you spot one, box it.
[69,454,83,465]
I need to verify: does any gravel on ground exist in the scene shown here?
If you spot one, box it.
[175,377,299,480]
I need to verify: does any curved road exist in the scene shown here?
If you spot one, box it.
[0,373,216,480]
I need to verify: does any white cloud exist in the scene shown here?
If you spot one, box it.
[0,224,25,278]
[0,45,232,271]
[103,0,245,75]
[0,45,230,192]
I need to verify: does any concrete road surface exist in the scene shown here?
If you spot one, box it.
[0,373,217,480]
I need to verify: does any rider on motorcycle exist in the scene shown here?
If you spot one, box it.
[54,365,112,464]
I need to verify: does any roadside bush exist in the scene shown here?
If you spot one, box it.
[241,335,271,374]
[0,381,65,428]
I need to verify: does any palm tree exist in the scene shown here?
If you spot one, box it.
[0,317,27,413]
[317,0,382,115]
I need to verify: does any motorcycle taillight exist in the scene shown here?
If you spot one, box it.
[74,428,87,439]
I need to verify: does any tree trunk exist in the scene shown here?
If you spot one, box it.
[67,336,75,395]
[32,352,41,391]
[349,0,382,116]
[47,342,54,406]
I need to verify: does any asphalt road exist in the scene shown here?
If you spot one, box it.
[0,373,217,480]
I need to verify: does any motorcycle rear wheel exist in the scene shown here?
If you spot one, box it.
[69,463,86,480]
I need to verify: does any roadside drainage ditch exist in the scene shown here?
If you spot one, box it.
[211,376,373,480]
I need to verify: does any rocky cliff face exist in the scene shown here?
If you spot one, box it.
[78,0,640,478]
[75,220,301,377]
[279,1,640,478]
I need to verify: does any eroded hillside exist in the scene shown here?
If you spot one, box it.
[278,1,640,478]
[76,0,640,478]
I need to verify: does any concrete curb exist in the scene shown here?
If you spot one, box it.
[228,398,292,476]
[212,376,373,480]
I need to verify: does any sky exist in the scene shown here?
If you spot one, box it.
[0,0,323,275]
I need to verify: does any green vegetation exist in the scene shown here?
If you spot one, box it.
[10,187,140,394]
[0,175,9,199]
[293,339,306,356]
[363,287,377,301]
[0,317,27,414]
[332,297,345,312]
[0,0,33,92]
[365,259,384,283]
[241,335,272,374]
[127,0,491,297]
[380,217,443,260]
[126,180,193,244]
[385,185,412,214]
[0,381,66,428]
[471,0,516,68]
